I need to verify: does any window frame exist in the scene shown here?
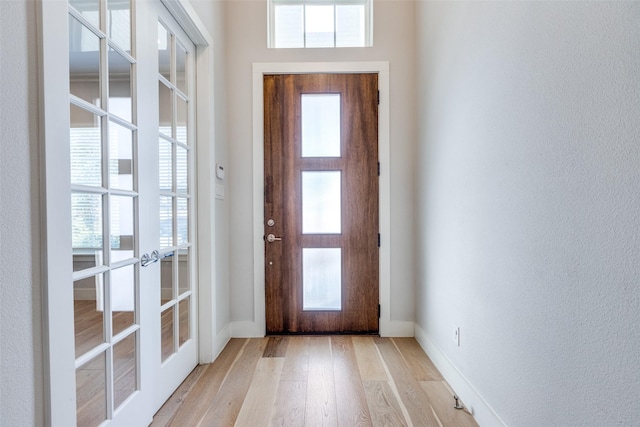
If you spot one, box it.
[268,0,373,48]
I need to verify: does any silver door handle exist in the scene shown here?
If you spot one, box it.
[141,250,160,267]
[266,234,282,243]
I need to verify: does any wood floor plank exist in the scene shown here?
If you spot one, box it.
[331,336,372,426]
[234,357,285,426]
[271,381,307,427]
[420,381,479,427]
[363,381,408,427]
[195,338,269,426]
[352,336,388,381]
[280,336,309,382]
[263,336,290,357]
[374,338,441,427]
[152,338,247,426]
[151,338,479,427]
[304,337,338,426]
[392,338,443,381]
[150,365,208,427]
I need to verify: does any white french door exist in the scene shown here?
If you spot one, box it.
[41,0,198,425]
[153,3,199,410]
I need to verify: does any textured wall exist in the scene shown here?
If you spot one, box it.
[0,0,44,425]
[189,0,231,337]
[225,0,417,325]
[415,2,640,426]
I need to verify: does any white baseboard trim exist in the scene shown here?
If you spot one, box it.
[207,323,231,363]
[229,320,412,338]
[414,323,507,427]
[381,320,415,337]
[231,321,265,338]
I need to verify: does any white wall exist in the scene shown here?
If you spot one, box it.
[188,0,232,342]
[225,0,417,330]
[414,2,640,426]
[0,0,44,425]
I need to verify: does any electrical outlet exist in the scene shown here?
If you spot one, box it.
[453,326,460,347]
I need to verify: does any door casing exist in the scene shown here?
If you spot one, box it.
[250,62,392,337]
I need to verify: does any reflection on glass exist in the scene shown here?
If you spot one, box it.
[159,138,173,192]
[274,5,304,48]
[176,95,188,144]
[176,198,188,246]
[161,306,174,362]
[74,275,105,358]
[70,104,102,187]
[176,43,187,94]
[113,333,137,409]
[69,0,100,28]
[159,82,172,137]
[160,197,173,248]
[111,264,135,335]
[336,5,365,47]
[76,352,107,426]
[178,248,190,296]
[109,121,133,190]
[158,23,171,80]
[305,5,335,48]
[179,298,190,347]
[72,193,103,266]
[302,94,341,157]
[107,0,131,52]
[302,172,341,234]
[176,145,187,193]
[160,252,174,305]
[108,48,132,122]
[110,195,134,257]
[303,248,342,310]
[69,15,101,106]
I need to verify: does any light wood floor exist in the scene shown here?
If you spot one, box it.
[151,336,478,427]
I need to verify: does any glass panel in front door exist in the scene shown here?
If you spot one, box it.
[303,248,342,310]
[301,94,341,157]
[302,171,342,234]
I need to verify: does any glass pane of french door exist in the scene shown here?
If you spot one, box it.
[69,0,140,423]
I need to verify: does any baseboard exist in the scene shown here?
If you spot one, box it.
[381,320,415,337]
[231,321,265,338]
[229,320,414,338]
[414,323,507,427]
[209,323,231,362]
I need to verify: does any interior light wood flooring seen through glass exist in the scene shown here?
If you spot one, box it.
[152,336,479,427]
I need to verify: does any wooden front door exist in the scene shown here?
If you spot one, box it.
[264,73,379,334]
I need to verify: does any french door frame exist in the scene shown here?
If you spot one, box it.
[38,0,219,424]
[251,62,392,337]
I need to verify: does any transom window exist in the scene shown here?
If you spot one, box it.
[268,0,372,48]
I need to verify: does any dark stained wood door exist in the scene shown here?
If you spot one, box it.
[264,74,379,334]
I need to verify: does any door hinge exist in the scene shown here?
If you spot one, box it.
[378,233,381,247]
[377,90,380,105]
[378,304,381,318]
[377,162,380,176]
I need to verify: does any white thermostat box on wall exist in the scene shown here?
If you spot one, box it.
[216,164,225,180]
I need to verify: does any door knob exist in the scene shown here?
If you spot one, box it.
[141,250,160,267]
[266,234,282,243]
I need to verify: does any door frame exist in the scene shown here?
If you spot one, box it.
[250,62,392,337]
[37,0,220,424]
